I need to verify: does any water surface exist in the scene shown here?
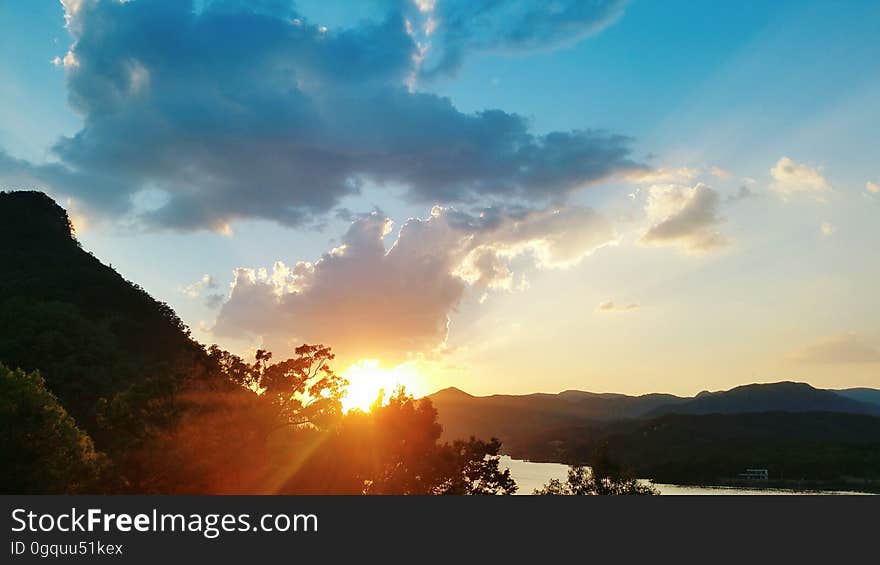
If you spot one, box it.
[500,456,869,495]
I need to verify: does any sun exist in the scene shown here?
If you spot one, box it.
[340,360,423,413]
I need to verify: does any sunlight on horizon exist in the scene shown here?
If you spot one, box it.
[340,359,427,413]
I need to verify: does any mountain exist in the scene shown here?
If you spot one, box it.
[834,387,880,407]
[428,386,688,451]
[647,382,880,417]
[431,383,880,488]
[0,191,212,442]
[430,381,880,455]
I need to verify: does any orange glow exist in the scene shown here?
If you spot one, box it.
[341,360,425,412]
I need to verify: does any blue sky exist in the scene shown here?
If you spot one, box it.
[1,0,878,396]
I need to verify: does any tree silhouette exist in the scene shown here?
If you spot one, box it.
[282,387,517,495]
[257,344,347,430]
[535,442,658,495]
[433,437,517,495]
[0,364,105,493]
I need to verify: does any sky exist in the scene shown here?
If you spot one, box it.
[1,0,879,398]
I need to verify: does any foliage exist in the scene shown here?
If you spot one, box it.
[515,412,880,485]
[121,388,277,494]
[115,346,517,496]
[0,364,105,493]
[283,389,517,495]
[0,192,211,445]
[534,443,657,495]
[119,345,348,493]
[254,345,347,429]
[0,192,518,494]
[433,437,518,495]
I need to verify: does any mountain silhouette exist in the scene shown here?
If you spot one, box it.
[0,191,211,441]
[429,381,880,454]
[834,387,880,407]
[428,386,689,449]
[645,382,880,417]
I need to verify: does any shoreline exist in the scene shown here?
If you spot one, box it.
[651,479,880,495]
[501,456,880,494]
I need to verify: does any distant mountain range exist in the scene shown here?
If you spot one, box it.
[429,386,683,444]
[429,381,880,452]
[429,383,880,487]
[647,382,880,417]
[834,387,880,407]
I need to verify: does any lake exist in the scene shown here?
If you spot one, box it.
[499,456,870,495]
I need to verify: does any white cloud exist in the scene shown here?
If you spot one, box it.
[213,205,616,361]
[50,51,79,68]
[710,166,732,179]
[769,157,829,199]
[866,181,880,194]
[182,274,218,298]
[640,183,727,253]
[627,166,700,185]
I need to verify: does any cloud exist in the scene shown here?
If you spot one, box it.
[412,0,628,78]
[709,166,732,180]
[789,334,880,365]
[596,300,639,313]
[726,185,757,203]
[627,166,700,185]
[820,222,834,237]
[640,183,727,253]
[0,0,641,231]
[182,273,224,308]
[769,157,830,199]
[182,274,218,298]
[203,293,226,310]
[212,204,616,360]
[866,181,880,194]
[627,164,735,188]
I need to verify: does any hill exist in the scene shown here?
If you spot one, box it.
[834,387,880,407]
[0,191,213,446]
[430,382,880,457]
[429,386,688,451]
[647,382,880,417]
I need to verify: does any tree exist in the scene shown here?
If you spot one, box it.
[125,344,349,493]
[433,437,518,495]
[283,388,518,495]
[208,344,347,430]
[256,344,347,430]
[0,364,105,493]
[535,443,658,495]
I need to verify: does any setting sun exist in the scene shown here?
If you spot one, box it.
[341,360,425,413]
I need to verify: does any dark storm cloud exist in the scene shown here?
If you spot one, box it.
[0,0,640,231]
